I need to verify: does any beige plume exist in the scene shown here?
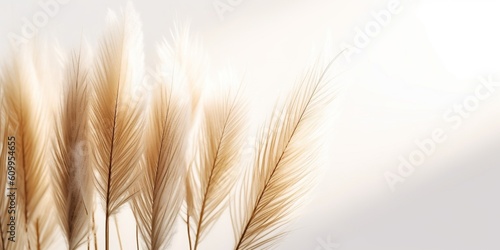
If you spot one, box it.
[232,57,339,250]
[89,3,145,250]
[131,38,191,250]
[51,42,94,250]
[186,73,247,250]
[164,24,207,118]
[1,45,56,249]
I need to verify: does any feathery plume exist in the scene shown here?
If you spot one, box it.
[1,45,55,249]
[232,57,339,250]
[52,43,93,250]
[131,39,191,250]
[186,73,247,250]
[166,24,207,117]
[89,3,145,250]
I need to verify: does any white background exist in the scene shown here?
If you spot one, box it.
[1,0,499,249]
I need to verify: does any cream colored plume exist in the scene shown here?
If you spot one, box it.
[232,57,339,250]
[131,38,191,250]
[89,3,145,250]
[51,42,94,250]
[164,24,207,118]
[186,73,247,250]
[1,45,57,249]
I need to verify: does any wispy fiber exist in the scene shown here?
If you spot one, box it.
[166,24,207,117]
[131,39,191,250]
[52,43,93,250]
[89,4,145,250]
[232,58,338,250]
[186,74,247,250]
[1,47,55,249]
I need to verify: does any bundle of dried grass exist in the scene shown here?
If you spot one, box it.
[89,4,145,250]
[232,57,338,250]
[0,4,341,250]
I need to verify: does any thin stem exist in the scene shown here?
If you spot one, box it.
[193,166,215,250]
[136,225,139,250]
[93,212,98,250]
[105,215,109,250]
[187,216,192,250]
[0,217,5,250]
[114,216,123,250]
[35,219,40,250]
[105,73,121,250]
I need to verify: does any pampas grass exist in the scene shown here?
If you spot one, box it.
[89,4,145,250]
[185,74,247,250]
[0,3,340,250]
[166,24,207,118]
[231,57,338,250]
[1,46,55,249]
[131,39,191,250]
[51,43,93,250]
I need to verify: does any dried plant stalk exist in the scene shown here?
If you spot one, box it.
[186,74,247,250]
[89,4,145,250]
[232,58,338,250]
[1,47,55,249]
[131,39,191,250]
[52,44,93,250]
